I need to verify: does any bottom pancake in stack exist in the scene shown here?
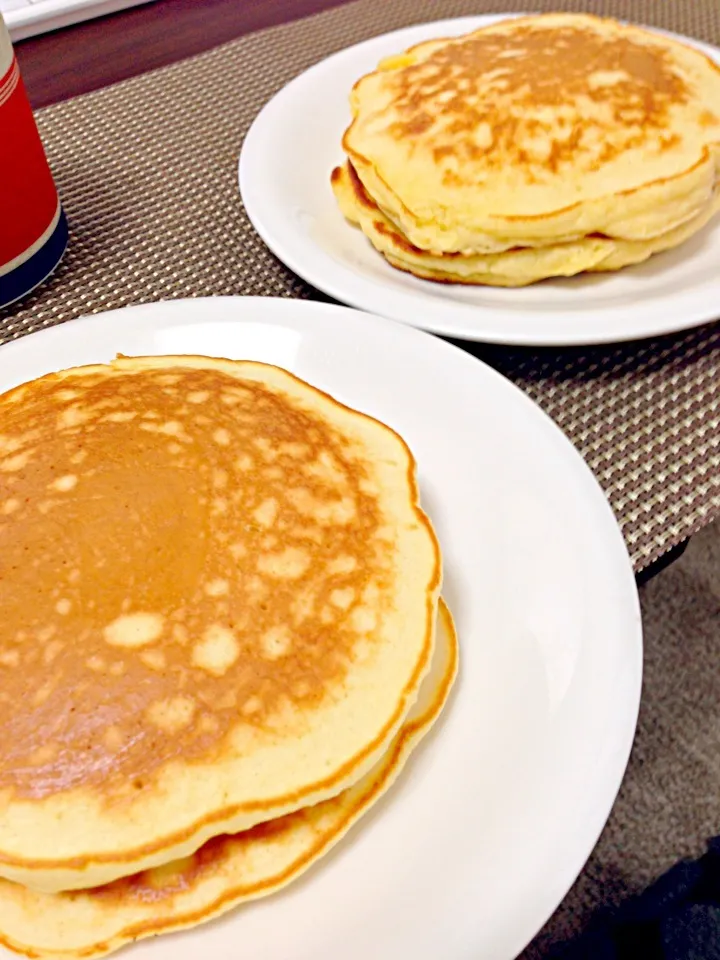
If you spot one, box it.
[0,602,457,960]
[332,162,720,287]
[0,354,455,956]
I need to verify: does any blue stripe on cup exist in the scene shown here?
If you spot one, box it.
[0,206,68,309]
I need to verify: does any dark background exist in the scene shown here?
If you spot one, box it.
[16,0,352,107]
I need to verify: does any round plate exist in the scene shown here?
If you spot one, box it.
[239,15,720,346]
[0,298,642,960]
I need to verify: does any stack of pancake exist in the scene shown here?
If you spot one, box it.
[332,13,720,286]
[0,355,456,958]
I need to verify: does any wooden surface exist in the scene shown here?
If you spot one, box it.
[15,0,352,109]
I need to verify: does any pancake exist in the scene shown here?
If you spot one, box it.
[342,13,720,255]
[0,600,456,960]
[0,355,440,892]
[332,160,720,286]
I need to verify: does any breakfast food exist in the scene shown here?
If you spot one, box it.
[332,13,720,285]
[0,600,457,959]
[0,355,441,894]
[332,160,720,286]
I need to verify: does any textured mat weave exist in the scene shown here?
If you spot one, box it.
[1,0,719,571]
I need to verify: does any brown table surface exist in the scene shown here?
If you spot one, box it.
[16,0,353,108]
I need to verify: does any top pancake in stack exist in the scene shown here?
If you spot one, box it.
[0,355,440,893]
[333,13,720,285]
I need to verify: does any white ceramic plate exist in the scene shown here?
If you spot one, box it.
[0,298,642,960]
[239,15,720,346]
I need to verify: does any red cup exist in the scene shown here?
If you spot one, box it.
[0,14,68,308]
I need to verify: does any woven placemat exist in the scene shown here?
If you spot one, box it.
[2,0,719,571]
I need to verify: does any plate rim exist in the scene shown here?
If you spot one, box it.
[238,14,720,346]
[0,296,643,959]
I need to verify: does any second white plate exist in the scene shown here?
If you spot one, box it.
[239,15,720,346]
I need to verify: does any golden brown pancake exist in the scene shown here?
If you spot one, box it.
[0,355,440,891]
[339,13,720,263]
[331,159,720,286]
[0,600,457,960]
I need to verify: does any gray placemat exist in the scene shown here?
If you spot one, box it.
[2,0,719,571]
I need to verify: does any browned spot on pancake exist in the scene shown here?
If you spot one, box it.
[659,132,682,151]
[383,23,691,182]
[346,161,380,212]
[89,807,313,906]
[433,144,455,162]
[374,220,426,256]
[0,366,391,800]
[385,254,499,285]
[344,162,463,259]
